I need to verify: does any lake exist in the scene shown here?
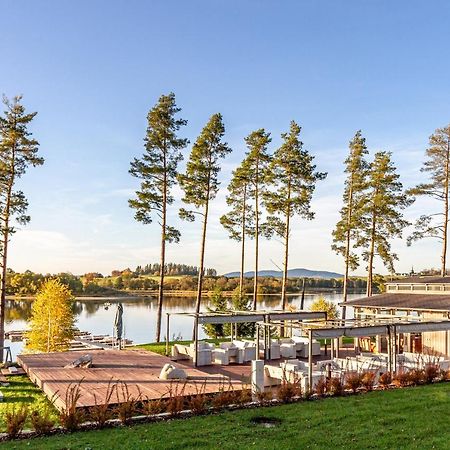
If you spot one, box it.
[4,292,363,359]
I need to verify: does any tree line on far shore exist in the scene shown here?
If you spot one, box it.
[0,93,449,345]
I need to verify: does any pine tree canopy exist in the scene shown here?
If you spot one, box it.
[331,130,369,271]
[220,159,255,241]
[129,92,188,242]
[264,121,327,236]
[361,151,413,273]
[179,113,231,219]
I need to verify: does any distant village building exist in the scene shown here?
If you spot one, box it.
[345,276,450,357]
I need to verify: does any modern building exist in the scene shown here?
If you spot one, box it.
[344,276,450,356]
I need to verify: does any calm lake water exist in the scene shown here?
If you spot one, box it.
[4,292,363,359]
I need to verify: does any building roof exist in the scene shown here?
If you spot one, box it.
[344,293,450,312]
[388,276,450,284]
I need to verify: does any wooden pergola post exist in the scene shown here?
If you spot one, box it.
[308,329,313,393]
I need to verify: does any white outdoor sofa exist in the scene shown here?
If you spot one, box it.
[171,342,213,366]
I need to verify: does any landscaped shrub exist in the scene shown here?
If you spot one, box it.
[345,372,362,393]
[30,409,55,435]
[314,377,327,396]
[327,377,344,396]
[236,388,252,405]
[424,364,439,384]
[277,379,301,403]
[393,371,410,387]
[360,372,376,391]
[141,397,166,416]
[115,382,140,425]
[255,388,273,405]
[166,382,186,417]
[59,381,84,431]
[90,379,116,428]
[407,369,424,386]
[187,382,208,415]
[439,369,450,381]
[4,405,28,438]
[378,372,392,388]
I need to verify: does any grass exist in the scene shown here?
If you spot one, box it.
[0,376,58,429]
[1,383,448,449]
[132,338,228,356]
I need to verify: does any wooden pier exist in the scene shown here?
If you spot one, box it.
[18,349,249,410]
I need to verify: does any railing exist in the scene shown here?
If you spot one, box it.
[386,283,450,293]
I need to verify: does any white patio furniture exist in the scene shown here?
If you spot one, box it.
[233,340,257,362]
[280,342,297,359]
[212,348,230,365]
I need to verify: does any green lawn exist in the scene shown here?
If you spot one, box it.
[132,338,227,356]
[0,376,58,429]
[2,383,449,449]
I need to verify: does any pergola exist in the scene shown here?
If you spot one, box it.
[257,316,450,388]
[166,310,328,366]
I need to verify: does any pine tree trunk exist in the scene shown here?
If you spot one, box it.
[0,148,15,362]
[192,180,211,340]
[281,184,291,311]
[441,139,450,277]
[253,175,259,311]
[342,183,354,320]
[155,167,167,343]
[366,210,377,297]
[239,185,247,297]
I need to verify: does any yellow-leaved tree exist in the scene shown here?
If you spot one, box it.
[26,279,75,352]
[309,297,339,320]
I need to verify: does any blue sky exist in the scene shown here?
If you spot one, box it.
[1,0,450,276]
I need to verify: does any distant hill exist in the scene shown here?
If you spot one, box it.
[223,268,343,279]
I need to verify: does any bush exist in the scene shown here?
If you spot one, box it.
[4,405,28,438]
[30,409,55,435]
[424,364,439,384]
[361,372,376,391]
[393,371,410,388]
[378,372,392,388]
[407,369,424,386]
[277,379,301,403]
[345,372,362,393]
[187,382,208,415]
[315,377,327,396]
[328,377,344,396]
[90,380,116,428]
[115,382,140,425]
[142,397,166,416]
[166,382,186,417]
[59,382,84,431]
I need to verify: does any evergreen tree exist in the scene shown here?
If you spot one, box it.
[202,288,229,338]
[332,131,369,319]
[265,121,326,312]
[407,125,450,276]
[360,151,413,296]
[220,159,254,296]
[0,95,44,360]
[129,93,188,342]
[26,279,75,352]
[178,113,231,322]
[309,296,338,320]
[243,129,272,310]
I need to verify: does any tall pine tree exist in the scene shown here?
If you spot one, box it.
[220,159,254,296]
[407,125,450,276]
[361,151,413,296]
[129,93,188,342]
[178,113,231,322]
[332,131,369,319]
[265,121,326,311]
[0,95,44,360]
[243,129,272,310]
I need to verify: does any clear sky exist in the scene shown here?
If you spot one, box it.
[1,0,450,276]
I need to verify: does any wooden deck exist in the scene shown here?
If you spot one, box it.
[18,349,250,410]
